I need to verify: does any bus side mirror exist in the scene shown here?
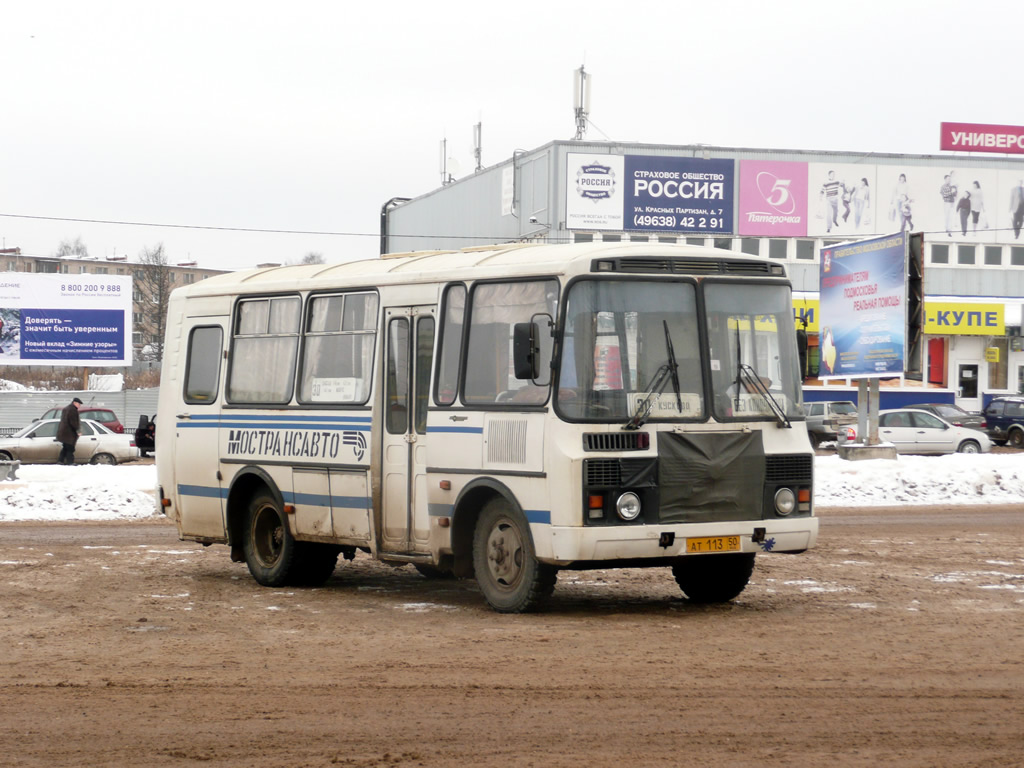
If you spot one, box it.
[513,322,539,380]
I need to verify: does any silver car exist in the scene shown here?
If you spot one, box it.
[0,419,140,465]
[876,408,992,454]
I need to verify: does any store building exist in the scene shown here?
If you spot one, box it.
[382,139,1024,411]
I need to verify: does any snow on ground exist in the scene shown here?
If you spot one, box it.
[1,454,1023,523]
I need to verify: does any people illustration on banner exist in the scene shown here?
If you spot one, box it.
[890,173,913,232]
[821,170,843,233]
[852,177,871,229]
[970,180,987,232]
[940,172,958,237]
[956,188,972,236]
[1010,179,1024,239]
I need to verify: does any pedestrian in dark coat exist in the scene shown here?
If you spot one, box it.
[57,398,83,465]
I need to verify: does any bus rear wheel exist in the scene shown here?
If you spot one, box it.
[672,552,755,603]
[243,494,298,587]
[472,498,556,613]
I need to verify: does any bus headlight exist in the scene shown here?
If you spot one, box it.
[616,492,642,521]
[774,487,796,517]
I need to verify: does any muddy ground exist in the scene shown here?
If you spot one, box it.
[1,503,1022,768]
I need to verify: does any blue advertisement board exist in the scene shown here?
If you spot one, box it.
[818,233,907,379]
[0,274,133,366]
[623,155,734,234]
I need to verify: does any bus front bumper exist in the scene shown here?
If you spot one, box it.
[542,516,818,565]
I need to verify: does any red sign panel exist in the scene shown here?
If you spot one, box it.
[940,122,1024,154]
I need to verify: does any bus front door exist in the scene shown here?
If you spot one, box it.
[381,306,435,553]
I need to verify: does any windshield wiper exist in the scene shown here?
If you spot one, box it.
[737,363,791,428]
[624,321,682,430]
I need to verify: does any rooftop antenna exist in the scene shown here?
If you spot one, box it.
[439,137,460,186]
[573,65,591,141]
[473,120,483,172]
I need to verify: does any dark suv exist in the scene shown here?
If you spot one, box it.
[39,406,124,434]
[983,396,1024,447]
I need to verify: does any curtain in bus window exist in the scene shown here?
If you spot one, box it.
[300,293,378,403]
[464,280,557,405]
[228,297,300,404]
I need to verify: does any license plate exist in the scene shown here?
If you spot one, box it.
[686,535,741,554]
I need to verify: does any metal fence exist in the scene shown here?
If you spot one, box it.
[0,389,160,435]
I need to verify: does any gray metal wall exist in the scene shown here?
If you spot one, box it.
[0,389,159,435]
[386,139,1024,300]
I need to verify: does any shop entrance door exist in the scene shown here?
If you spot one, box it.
[958,363,980,411]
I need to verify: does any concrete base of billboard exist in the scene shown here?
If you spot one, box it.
[837,442,898,461]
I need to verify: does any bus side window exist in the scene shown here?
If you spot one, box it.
[435,284,465,406]
[228,296,300,404]
[184,326,224,404]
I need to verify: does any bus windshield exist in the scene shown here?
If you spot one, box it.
[704,281,802,422]
[556,279,704,422]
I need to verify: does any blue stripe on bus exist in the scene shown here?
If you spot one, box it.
[185,414,373,423]
[426,426,484,434]
[428,503,455,517]
[285,491,370,510]
[524,510,551,525]
[176,422,371,431]
[178,484,228,499]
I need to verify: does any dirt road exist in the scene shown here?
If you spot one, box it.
[2,505,1022,767]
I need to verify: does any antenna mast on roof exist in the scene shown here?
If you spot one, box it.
[573,65,591,141]
[473,121,483,172]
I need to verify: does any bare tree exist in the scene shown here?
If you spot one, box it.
[296,252,325,265]
[55,237,89,258]
[134,243,173,361]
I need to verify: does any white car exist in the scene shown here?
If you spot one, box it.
[851,408,992,454]
[0,419,140,465]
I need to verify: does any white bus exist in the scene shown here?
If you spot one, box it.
[156,243,817,612]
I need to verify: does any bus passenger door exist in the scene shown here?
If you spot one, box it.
[381,306,435,553]
[173,319,228,539]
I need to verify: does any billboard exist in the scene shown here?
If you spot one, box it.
[941,122,1024,155]
[818,233,907,380]
[0,274,133,366]
[738,160,809,236]
[566,153,734,234]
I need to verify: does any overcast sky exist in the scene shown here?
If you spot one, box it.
[0,0,1012,271]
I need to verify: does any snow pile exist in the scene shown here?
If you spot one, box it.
[1,455,1024,523]
[815,453,1024,506]
[0,464,158,522]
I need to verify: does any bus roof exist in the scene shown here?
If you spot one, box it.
[174,242,787,299]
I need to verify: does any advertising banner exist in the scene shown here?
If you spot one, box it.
[941,122,1024,155]
[566,153,625,230]
[0,274,133,366]
[622,155,733,235]
[807,163,878,238]
[818,233,907,379]
[738,160,808,236]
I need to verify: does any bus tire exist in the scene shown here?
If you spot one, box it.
[472,498,556,613]
[292,543,341,587]
[243,493,298,587]
[672,552,755,603]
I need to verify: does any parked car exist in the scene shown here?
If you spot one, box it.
[39,406,124,434]
[983,395,1024,447]
[134,414,156,457]
[0,419,139,465]
[862,408,992,454]
[804,400,858,447]
[904,403,986,432]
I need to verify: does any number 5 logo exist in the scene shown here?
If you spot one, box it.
[756,172,796,214]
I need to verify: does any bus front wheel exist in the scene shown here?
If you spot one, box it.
[672,552,755,603]
[472,498,556,613]
[243,494,298,587]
